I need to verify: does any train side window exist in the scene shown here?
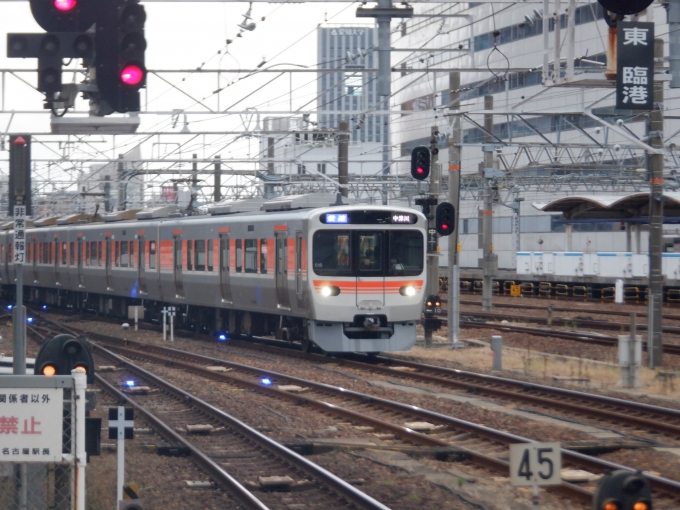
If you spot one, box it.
[196,240,205,271]
[129,241,134,268]
[235,239,242,273]
[85,242,90,266]
[114,241,119,267]
[70,242,75,266]
[207,240,213,271]
[120,241,128,268]
[90,241,97,266]
[149,241,156,269]
[62,242,67,265]
[245,239,257,273]
[219,237,228,272]
[187,240,193,271]
[259,239,267,274]
[138,238,145,268]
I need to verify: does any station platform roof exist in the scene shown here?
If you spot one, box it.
[532,192,680,222]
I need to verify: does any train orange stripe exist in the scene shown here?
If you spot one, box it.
[218,227,230,233]
[172,229,183,235]
[274,225,288,231]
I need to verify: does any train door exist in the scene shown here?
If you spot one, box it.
[295,231,305,309]
[354,231,385,307]
[137,236,146,294]
[275,232,290,309]
[173,235,184,298]
[77,238,84,287]
[219,233,232,303]
[105,237,113,290]
[54,240,60,285]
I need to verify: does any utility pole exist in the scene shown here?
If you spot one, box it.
[11,136,27,376]
[356,0,413,206]
[648,38,665,368]
[481,95,498,312]
[424,126,441,347]
[669,0,680,88]
[448,72,462,346]
[338,120,349,198]
[117,154,126,211]
[214,155,221,202]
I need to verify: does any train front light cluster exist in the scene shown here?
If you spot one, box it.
[399,285,417,297]
[320,286,340,297]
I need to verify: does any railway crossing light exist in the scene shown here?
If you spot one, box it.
[435,202,456,236]
[596,0,654,15]
[592,470,652,510]
[34,334,95,384]
[96,0,147,113]
[411,146,430,180]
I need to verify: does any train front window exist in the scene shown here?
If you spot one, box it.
[313,230,351,276]
[389,231,424,276]
[313,229,423,276]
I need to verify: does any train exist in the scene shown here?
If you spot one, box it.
[0,194,428,353]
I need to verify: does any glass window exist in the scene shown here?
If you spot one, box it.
[114,241,119,267]
[61,242,67,265]
[235,239,242,273]
[187,240,193,270]
[344,70,363,96]
[84,242,89,266]
[70,242,74,266]
[389,231,424,276]
[120,241,128,268]
[220,237,228,272]
[90,241,97,265]
[358,232,382,272]
[312,230,351,276]
[138,239,145,268]
[259,239,267,274]
[244,239,257,273]
[207,240,213,271]
[149,241,156,269]
[129,241,134,268]
[195,240,205,271]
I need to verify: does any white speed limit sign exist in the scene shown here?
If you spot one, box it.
[509,442,561,487]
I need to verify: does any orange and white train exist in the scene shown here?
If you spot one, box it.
[0,200,427,353]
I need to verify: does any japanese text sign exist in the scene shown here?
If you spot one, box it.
[0,388,63,462]
[617,22,654,110]
[13,205,26,265]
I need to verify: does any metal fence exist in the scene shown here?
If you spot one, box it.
[0,375,86,510]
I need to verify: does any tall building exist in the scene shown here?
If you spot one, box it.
[317,25,388,155]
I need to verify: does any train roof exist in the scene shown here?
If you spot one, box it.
[7,200,426,233]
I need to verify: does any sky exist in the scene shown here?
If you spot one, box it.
[0,1,369,181]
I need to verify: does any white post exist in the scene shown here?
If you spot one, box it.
[134,306,138,331]
[170,307,175,342]
[116,406,125,503]
[72,369,87,510]
[532,483,540,509]
[162,307,167,341]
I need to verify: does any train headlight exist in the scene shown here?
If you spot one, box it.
[399,285,417,297]
[320,286,340,297]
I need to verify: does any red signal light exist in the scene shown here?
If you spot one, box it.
[442,224,449,230]
[120,65,143,86]
[54,0,77,11]
[417,167,424,174]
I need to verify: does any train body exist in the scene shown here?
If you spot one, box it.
[0,202,427,353]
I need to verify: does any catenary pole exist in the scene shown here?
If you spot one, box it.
[448,72,462,346]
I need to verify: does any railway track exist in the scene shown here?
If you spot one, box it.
[459,299,680,322]
[27,324,390,510]
[33,315,680,507]
[447,316,680,356]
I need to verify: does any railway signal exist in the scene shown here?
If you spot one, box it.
[592,470,651,510]
[7,32,94,94]
[435,202,456,236]
[411,146,431,180]
[34,334,95,384]
[29,0,96,32]
[96,0,147,113]
[597,0,654,16]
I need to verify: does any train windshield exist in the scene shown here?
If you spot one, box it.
[313,229,423,277]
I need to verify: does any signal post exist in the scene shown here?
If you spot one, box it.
[412,126,456,347]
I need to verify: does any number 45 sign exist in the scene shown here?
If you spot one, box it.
[509,442,562,487]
